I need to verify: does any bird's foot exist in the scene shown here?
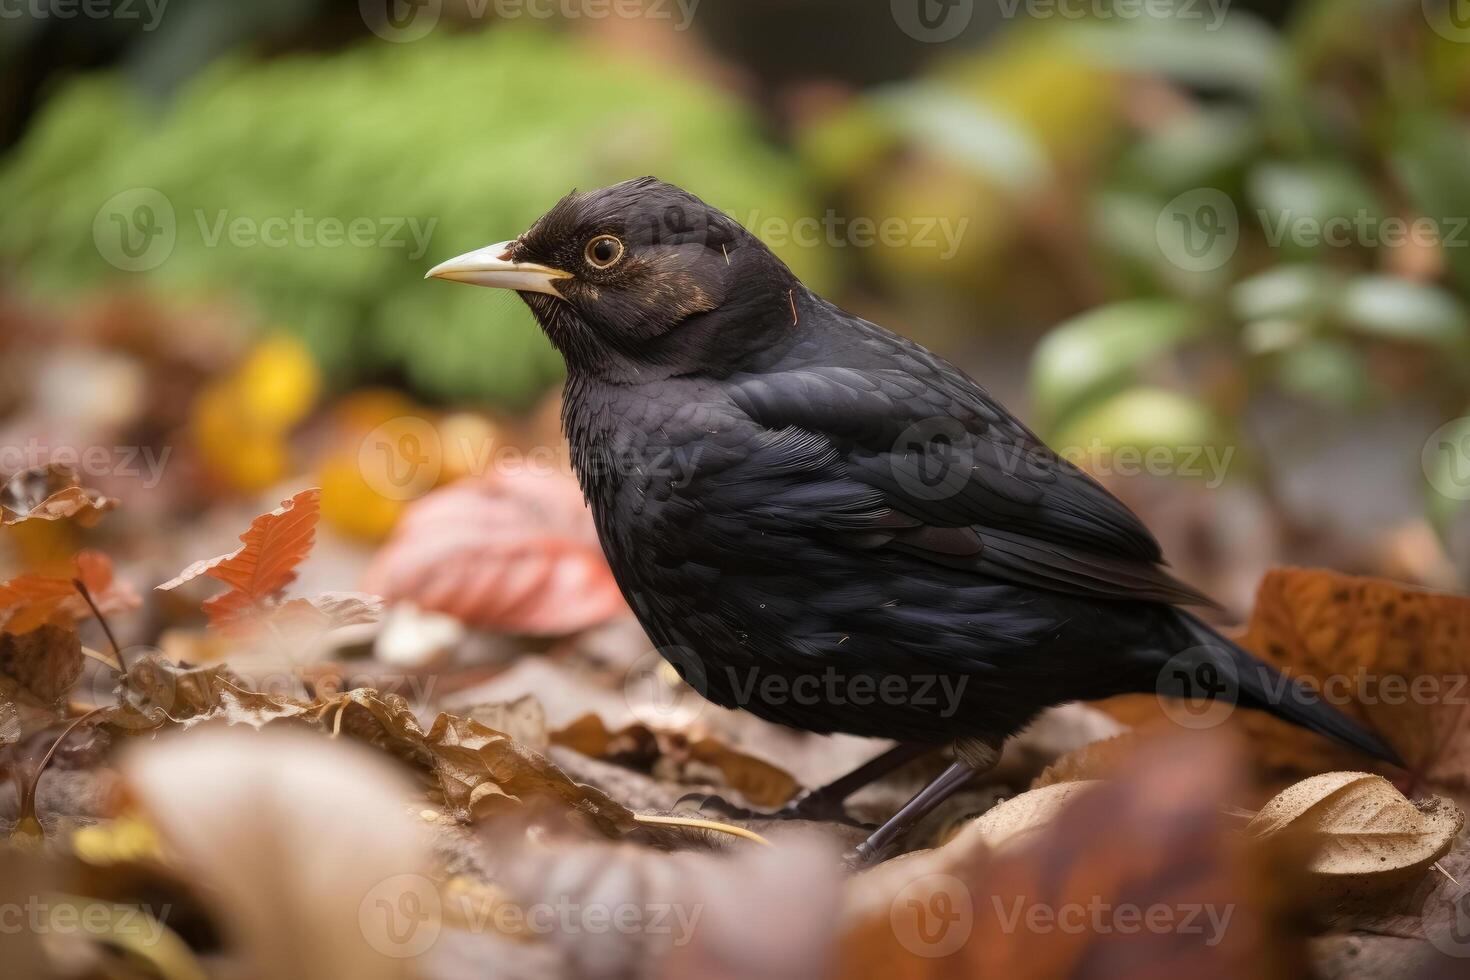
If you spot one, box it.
[675,787,865,826]
[840,839,888,872]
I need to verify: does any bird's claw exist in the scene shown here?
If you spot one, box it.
[674,788,867,826]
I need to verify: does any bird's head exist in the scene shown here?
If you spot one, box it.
[425,177,798,377]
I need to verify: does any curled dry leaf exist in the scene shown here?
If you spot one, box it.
[1245,772,1463,894]
[0,463,118,527]
[121,726,430,980]
[958,780,1101,851]
[363,472,627,636]
[106,654,311,732]
[157,488,321,628]
[317,690,635,837]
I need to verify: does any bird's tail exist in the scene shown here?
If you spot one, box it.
[1161,610,1404,767]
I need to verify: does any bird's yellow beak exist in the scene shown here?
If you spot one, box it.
[424,240,572,296]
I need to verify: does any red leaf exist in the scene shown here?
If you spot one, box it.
[158,489,321,627]
[363,472,625,636]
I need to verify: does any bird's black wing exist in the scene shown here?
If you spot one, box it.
[726,323,1216,608]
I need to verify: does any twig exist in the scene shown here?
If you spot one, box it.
[788,289,798,326]
[634,812,772,846]
[73,578,128,673]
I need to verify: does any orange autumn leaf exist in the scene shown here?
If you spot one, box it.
[1101,568,1470,792]
[0,550,137,634]
[157,489,321,628]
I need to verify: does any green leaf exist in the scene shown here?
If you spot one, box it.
[1050,386,1225,483]
[1030,299,1202,429]
[1335,275,1470,348]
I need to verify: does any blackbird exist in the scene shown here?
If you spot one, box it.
[428,178,1401,864]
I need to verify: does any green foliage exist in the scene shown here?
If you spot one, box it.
[0,28,827,407]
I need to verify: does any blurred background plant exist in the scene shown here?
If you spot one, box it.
[2,0,1468,600]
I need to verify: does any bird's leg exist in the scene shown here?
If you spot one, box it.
[678,742,934,824]
[844,734,1004,870]
[778,742,936,821]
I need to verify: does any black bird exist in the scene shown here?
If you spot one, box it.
[427,177,1401,864]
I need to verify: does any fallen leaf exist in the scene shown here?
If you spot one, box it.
[840,735,1307,979]
[104,654,310,732]
[0,623,82,705]
[0,550,138,634]
[363,473,626,636]
[122,726,427,980]
[1246,772,1463,895]
[960,781,1100,851]
[157,488,321,628]
[318,689,635,836]
[1032,732,1150,789]
[549,714,800,809]
[0,463,118,527]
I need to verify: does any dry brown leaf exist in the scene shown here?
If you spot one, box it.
[157,488,321,628]
[482,830,841,979]
[0,623,82,705]
[105,654,311,732]
[959,781,1100,851]
[319,690,635,837]
[462,695,550,751]
[686,737,800,809]
[1246,772,1463,895]
[121,726,430,980]
[1032,732,1150,789]
[840,735,1307,979]
[363,473,626,636]
[550,713,800,809]
[1100,568,1470,790]
[0,463,118,527]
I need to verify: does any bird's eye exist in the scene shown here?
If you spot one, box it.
[585,235,624,269]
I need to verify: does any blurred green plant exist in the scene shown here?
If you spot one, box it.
[0,27,827,407]
[798,0,1470,549]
